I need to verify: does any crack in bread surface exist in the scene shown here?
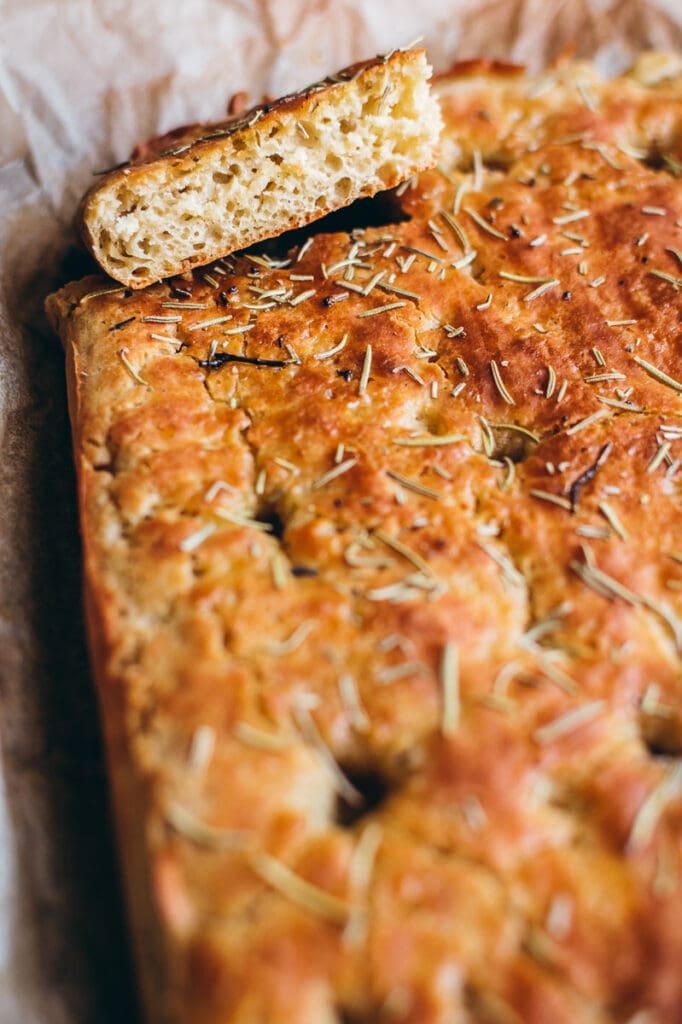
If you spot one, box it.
[46,52,682,1024]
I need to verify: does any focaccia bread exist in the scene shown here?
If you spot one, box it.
[79,48,442,289]
[47,52,682,1024]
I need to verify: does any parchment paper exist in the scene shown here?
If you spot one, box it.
[1,1,681,1021]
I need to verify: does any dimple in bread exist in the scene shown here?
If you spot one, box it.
[46,52,682,1024]
[79,48,442,289]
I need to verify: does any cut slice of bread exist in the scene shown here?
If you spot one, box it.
[79,48,442,289]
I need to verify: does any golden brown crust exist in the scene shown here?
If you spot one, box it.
[49,54,682,1024]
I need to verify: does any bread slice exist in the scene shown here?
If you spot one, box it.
[48,53,682,1024]
[79,48,442,289]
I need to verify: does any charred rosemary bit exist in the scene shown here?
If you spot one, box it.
[568,443,611,510]
[323,292,349,307]
[199,352,287,369]
[109,316,136,332]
